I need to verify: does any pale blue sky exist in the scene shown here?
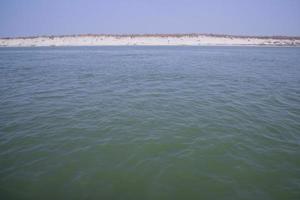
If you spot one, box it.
[0,0,300,37]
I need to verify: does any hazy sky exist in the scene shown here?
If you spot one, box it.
[0,0,300,37]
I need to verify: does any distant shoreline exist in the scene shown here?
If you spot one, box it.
[2,33,300,40]
[1,34,300,47]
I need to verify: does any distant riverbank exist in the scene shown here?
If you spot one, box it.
[1,34,300,47]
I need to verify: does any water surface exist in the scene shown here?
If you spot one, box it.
[0,46,300,199]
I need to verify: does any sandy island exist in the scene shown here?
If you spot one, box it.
[1,34,300,47]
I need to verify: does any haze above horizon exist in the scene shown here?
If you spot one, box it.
[0,0,300,37]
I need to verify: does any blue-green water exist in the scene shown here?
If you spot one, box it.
[0,46,300,200]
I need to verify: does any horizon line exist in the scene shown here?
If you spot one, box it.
[1,33,300,40]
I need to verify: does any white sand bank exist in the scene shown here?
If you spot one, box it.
[1,34,300,47]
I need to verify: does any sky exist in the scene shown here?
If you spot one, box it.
[0,0,300,37]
